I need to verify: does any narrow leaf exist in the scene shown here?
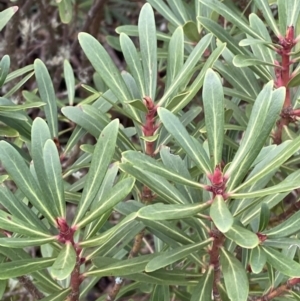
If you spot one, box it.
[203,69,224,166]
[145,238,213,272]
[0,257,55,279]
[200,0,263,40]
[34,59,58,138]
[63,59,75,105]
[51,242,76,280]
[137,202,211,221]
[250,247,266,274]
[119,163,189,204]
[263,246,300,277]
[120,33,145,97]
[254,0,281,37]
[122,150,205,189]
[224,224,259,249]
[263,209,300,238]
[158,107,211,174]
[78,33,131,103]
[220,248,249,301]
[73,119,119,225]
[138,3,157,100]
[191,266,214,301]
[166,26,184,91]
[0,210,50,237]
[0,6,18,31]
[39,289,70,301]
[0,55,10,87]
[0,236,56,248]
[43,140,66,217]
[58,0,72,24]
[0,141,56,224]
[210,195,233,233]
[158,33,213,106]
[87,254,156,277]
[75,177,135,228]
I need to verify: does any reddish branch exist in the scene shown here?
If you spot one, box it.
[209,229,225,301]
[56,218,84,301]
[106,97,158,301]
[274,26,298,144]
[255,277,300,301]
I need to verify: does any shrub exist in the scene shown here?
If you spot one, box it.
[1,1,300,301]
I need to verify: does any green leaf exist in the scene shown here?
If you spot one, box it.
[58,0,72,24]
[183,21,200,42]
[254,0,281,37]
[122,151,205,190]
[258,203,270,232]
[0,141,56,225]
[286,0,300,30]
[145,238,213,272]
[167,42,226,113]
[0,6,18,31]
[0,257,55,279]
[232,136,300,192]
[239,38,274,47]
[0,184,48,231]
[39,289,71,301]
[120,33,145,97]
[198,17,271,82]
[137,202,211,221]
[250,247,266,274]
[75,177,135,228]
[140,134,159,142]
[80,212,138,247]
[262,246,300,277]
[51,242,76,280]
[288,72,300,87]
[203,69,224,166]
[0,236,56,248]
[78,33,131,103]
[119,163,189,204]
[200,0,263,40]
[146,0,181,26]
[34,59,58,138]
[231,170,300,199]
[158,33,213,106]
[124,99,148,112]
[0,279,5,300]
[0,101,45,111]
[63,59,75,105]
[43,139,66,218]
[0,210,51,237]
[224,224,259,249]
[3,71,34,98]
[263,209,300,238]
[233,54,277,68]
[84,164,119,239]
[158,107,211,174]
[0,55,10,87]
[226,83,285,190]
[166,27,184,92]
[138,3,157,100]
[87,254,157,277]
[72,119,119,226]
[210,195,233,233]
[4,64,34,84]
[31,118,60,217]
[220,248,249,301]
[191,266,214,301]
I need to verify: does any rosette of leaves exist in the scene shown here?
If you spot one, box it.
[0,2,300,301]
